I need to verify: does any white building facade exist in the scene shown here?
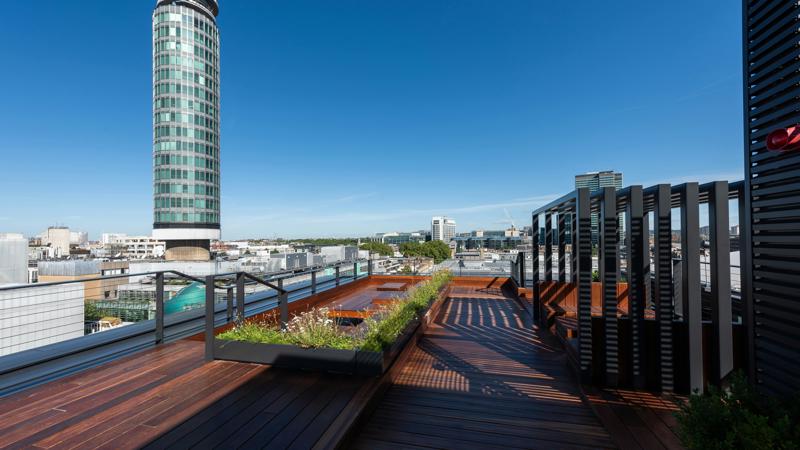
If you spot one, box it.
[431,216,456,242]
[0,283,85,357]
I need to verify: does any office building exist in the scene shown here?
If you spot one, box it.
[373,231,427,245]
[0,233,28,285]
[431,216,456,242]
[574,171,624,243]
[40,227,71,258]
[69,231,89,247]
[152,0,221,261]
[103,235,166,259]
[320,246,358,264]
[38,260,130,301]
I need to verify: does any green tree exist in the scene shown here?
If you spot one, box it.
[399,241,451,264]
[85,302,102,321]
[359,242,394,257]
[399,242,424,257]
[421,240,451,264]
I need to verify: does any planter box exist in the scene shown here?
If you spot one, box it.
[213,283,450,376]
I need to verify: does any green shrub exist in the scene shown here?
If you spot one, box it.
[360,270,452,352]
[676,372,800,449]
[217,270,453,352]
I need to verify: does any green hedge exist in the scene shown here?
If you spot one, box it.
[218,271,453,351]
[676,372,800,449]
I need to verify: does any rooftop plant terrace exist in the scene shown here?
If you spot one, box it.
[0,273,683,449]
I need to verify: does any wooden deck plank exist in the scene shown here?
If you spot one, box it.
[0,279,658,449]
[351,289,614,449]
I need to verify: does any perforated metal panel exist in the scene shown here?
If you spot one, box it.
[743,0,800,396]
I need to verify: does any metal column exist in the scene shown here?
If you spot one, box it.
[709,181,733,384]
[204,276,215,362]
[626,186,647,388]
[558,212,567,283]
[600,187,619,386]
[278,278,288,331]
[155,272,165,345]
[653,184,675,392]
[679,183,703,393]
[575,188,593,383]
[545,212,554,282]
[236,272,245,322]
[532,213,541,324]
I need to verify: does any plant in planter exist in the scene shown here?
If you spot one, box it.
[214,270,453,374]
[675,372,800,449]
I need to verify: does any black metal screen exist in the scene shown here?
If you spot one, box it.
[743,0,800,396]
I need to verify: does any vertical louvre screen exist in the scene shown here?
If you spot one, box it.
[744,0,800,395]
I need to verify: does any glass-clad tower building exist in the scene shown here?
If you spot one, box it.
[152,0,221,261]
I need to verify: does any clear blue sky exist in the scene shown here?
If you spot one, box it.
[0,0,743,240]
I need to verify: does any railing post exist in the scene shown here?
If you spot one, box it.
[709,181,733,385]
[558,212,567,282]
[545,212,554,282]
[236,272,245,322]
[205,275,215,362]
[278,278,288,331]
[575,188,593,383]
[532,213,541,325]
[626,186,647,389]
[226,287,234,322]
[354,261,358,280]
[155,272,164,345]
[519,251,525,288]
[368,258,373,276]
[311,270,317,294]
[653,184,675,393]
[680,182,703,393]
[600,186,619,387]
[335,266,340,286]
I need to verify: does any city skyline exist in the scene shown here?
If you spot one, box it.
[0,1,742,239]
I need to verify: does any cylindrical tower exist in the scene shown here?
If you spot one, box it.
[152,0,221,261]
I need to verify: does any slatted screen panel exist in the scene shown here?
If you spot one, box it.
[744,0,800,396]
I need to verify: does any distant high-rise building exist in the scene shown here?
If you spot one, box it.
[575,171,624,243]
[152,0,221,261]
[431,216,456,242]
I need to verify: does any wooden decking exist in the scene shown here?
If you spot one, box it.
[352,286,616,449]
[0,339,368,449]
[0,278,683,449]
[581,387,684,450]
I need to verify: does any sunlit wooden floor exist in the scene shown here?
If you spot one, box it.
[353,286,615,449]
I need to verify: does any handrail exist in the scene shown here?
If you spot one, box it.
[242,273,286,294]
[0,259,367,293]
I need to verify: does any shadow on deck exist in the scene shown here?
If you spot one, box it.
[352,286,615,449]
[0,279,683,449]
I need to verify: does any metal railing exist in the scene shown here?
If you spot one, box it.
[0,258,375,396]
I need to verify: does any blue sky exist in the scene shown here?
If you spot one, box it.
[0,1,743,240]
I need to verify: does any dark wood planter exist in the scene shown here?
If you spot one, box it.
[213,283,450,376]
